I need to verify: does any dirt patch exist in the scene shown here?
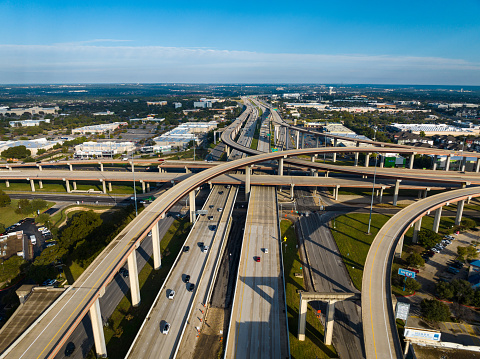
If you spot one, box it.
[58,206,119,228]
[413,343,480,359]
[194,307,226,359]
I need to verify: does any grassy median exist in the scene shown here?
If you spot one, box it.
[281,220,338,359]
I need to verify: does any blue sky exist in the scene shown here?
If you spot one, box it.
[1,0,479,84]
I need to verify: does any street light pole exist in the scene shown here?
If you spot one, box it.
[367,152,379,234]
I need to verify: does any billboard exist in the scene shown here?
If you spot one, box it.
[398,268,416,279]
[404,328,441,342]
[395,302,410,321]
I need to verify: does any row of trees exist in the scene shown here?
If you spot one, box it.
[436,279,480,307]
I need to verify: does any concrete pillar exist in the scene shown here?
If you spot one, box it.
[379,186,385,203]
[433,207,442,233]
[311,155,315,163]
[445,155,451,171]
[226,145,230,157]
[409,154,415,169]
[285,128,289,150]
[296,131,300,149]
[423,188,430,198]
[278,158,284,176]
[189,190,196,223]
[354,152,359,166]
[475,158,480,173]
[89,298,107,358]
[379,154,384,168]
[39,180,43,189]
[130,161,135,173]
[73,181,77,191]
[461,157,466,172]
[65,179,71,193]
[324,300,336,346]
[334,185,340,201]
[127,250,141,307]
[7,166,12,171]
[99,162,104,172]
[37,165,42,171]
[393,180,402,206]
[395,235,404,257]
[68,163,73,171]
[314,171,318,177]
[151,222,161,269]
[365,153,370,167]
[316,136,319,148]
[298,295,308,341]
[185,166,190,174]
[290,184,295,200]
[146,183,150,192]
[333,141,337,163]
[101,180,106,194]
[245,165,251,201]
[432,155,438,170]
[412,217,422,244]
[108,182,112,192]
[301,133,305,149]
[29,179,35,192]
[5,180,9,188]
[325,171,329,178]
[141,180,146,194]
[455,200,465,226]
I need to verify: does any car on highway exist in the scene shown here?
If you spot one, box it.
[209,225,216,231]
[208,216,214,220]
[65,342,76,357]
[168,290,175,300]
[264,248,268,254]
[184,274,190,283]
[209,205,214,209]
[187,283,195,291]
[183,246,190,252]
[255,256,260,262]
[203,245,209,253]
[218,191,224,195]
[198,242,204,248]
[119,267,129,278]
[162,322,171,335]
[217,207,223,212]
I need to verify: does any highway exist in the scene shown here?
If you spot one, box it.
[225,185,288,358]
[362,186,480,359]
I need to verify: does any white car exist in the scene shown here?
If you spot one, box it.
[264,248,269,254]
[168,290,175,300]
[431,248,440,253]
[162,322,170,335]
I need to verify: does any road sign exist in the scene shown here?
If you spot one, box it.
[283,236,287,242]
[395,302,410,321]
[398,268,416,279]
[196,210,208,215]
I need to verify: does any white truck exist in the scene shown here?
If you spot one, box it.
[30,235,36,245]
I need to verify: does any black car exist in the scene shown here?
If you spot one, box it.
[187,283,195,292]
[119,267,129,278]
[183,246,190,252]
[65,342,76,357]
[184,274,190,283]
[218,191,224,195]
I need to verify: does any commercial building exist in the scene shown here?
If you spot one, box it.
[9,119,51,127]
[174,102,182,109]
[0,138,62,156]
[389,123,478,136]
[0,106,59,116]
[74,141,135,158]
[147,101,167,106]
[72,122,127,135]
[140,145,173,154]
[194,101,212,109]
[92,110,114,116]
[153,121,217,149]
[129,117,165,123]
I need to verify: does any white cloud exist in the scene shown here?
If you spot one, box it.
[0,44,478,84]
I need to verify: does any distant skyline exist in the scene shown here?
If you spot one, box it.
[1,0,479,85]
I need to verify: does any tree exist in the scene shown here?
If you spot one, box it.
[31,199,48,213]
[420,299,451,322]
[406,253,425,268]
[457,245,478,261]
[1,145,31,159]
[0,223,5,234]
[15,199,31,215]
[405,277,421,292]
[0,190,11,207]
[35,213,51,225]
[419,131,426,137]
[37,148,46,156]
[417,229,442,248]
[58,211,102,250]
[436,281,455,300]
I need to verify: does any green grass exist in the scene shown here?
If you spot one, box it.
[0,199,54,227]
[330,213,391,290]
[281,220,338,359]
[104,217,192,358]
[50,204,115,228]
[64,261,85,284]
[250,137,258,150]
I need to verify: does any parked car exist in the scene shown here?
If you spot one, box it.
[431,248,440,253]
[447,267,460,274]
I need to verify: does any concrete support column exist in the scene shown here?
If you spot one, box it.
[108,182,112,192]
[379,154,384,168]
[314,171,318,177]
[365,153,370,167]
[285,128,289,150]
[130,161,135,173]
[412,217,423,244]
[278,158,284,176]
[99,162,104,172]
[433,207,442,233]
[311,155,315,163]
[409,154,415,169]
[316,136,319,148]
[455,200,465,226]
[151,222,161,269]
[73,181,77,191]
[65,179,71,193]
[301,133,305,149]
[68,163,73,171]
[296,131,300,149]
[245,165,251,201]
[146,183,150,192]
[39,180,43,189]
[333,140,337,162]
[324,300,336,346]
[37,165,42,171]
[325,170,329,178]
[226,145,230,157]
[189,190,196,223]
[101,180,106,194]
[476,158,480,173]
[393,179,402,206]
[461,157,466,172]
[29,179,35,192]
[395,235,404,257]
[423,188,430,198]
[379,186,385,203]
[432,155,438,170]
[334,185,340,201]
[141,180,146,194]
[5,180,9,188]
[89,298,107,358]
[298,296,308,341]
[354,152,359,166]
[445,155,451,171]
[127,250,141,307]
[290,184,295,200]
[185,166,190,174]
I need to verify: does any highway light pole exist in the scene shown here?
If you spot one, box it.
[367,152,379,234]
